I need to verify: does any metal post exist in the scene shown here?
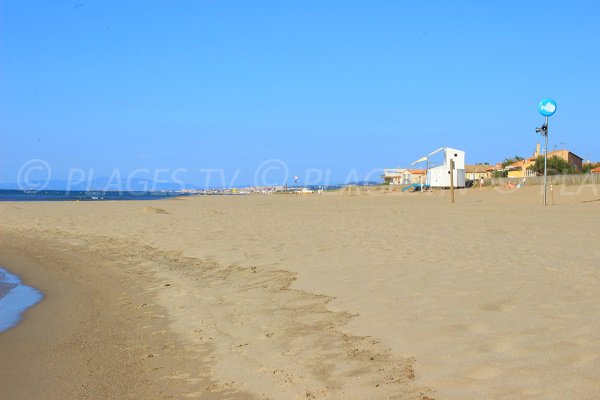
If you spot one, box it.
[544,116,548,206]
[449,159,455,204]
[426,158,430,188]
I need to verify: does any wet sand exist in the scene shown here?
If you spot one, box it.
[0,233,228,399]
[1,185,599,399]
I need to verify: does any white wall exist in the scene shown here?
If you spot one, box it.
[428,148,466,187]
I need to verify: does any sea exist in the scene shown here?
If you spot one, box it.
[0,267,43,333]
[0,189,185,201]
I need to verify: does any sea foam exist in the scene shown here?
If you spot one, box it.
[0,267,43,333]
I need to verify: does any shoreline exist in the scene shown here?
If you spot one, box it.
[0,265,43,333]
[0,231,220,399]
[0,228,429,399]
[0,232,171,399]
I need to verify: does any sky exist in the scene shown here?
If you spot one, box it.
[1,0,599,188]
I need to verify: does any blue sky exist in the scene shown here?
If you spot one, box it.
[1,0,599,187]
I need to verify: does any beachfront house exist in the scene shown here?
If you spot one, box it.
[591,166,600,174]
[502,144,584,178]
[465,164,494,180]
[382,169,426,185]
[412,147,466,188]
[382,168,404,185]
[505,159,538,178]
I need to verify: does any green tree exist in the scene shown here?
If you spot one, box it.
[583,162,600,173]
[501,156,524,168]
[528,155,576,175]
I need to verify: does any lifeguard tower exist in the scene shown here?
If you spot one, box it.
[411,147,466,188]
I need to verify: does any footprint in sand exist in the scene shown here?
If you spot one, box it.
[564,352,599,366]
[442,322,491,335]
[480,299,517,312]
[463,365,502,380]
[201,208,223,215]
[476,338,516,354]
[141,206,170,215]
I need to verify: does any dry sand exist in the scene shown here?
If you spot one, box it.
[1,184,599,399]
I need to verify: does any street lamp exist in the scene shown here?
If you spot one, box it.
[536,98,557,206]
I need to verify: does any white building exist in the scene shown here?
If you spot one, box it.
[412,147,466,188]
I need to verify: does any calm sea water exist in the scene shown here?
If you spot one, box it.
[0,267,43,333]
[0,189,184,202]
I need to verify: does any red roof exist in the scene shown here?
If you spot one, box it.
[591,166,600,173]
[506,159,528,168]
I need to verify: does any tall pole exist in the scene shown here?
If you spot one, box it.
[449,159,455,204]
[537,98,556,206]
[426,158,430,187]
[544,116,548,206]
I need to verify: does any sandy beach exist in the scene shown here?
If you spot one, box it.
[1,185,600,399]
